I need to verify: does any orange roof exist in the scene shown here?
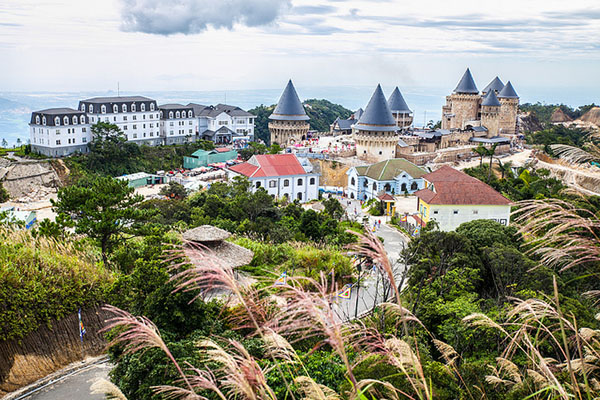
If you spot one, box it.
[415,166,511,206]
[228,154,307,178]
[377,193,395,201]
[215,147,232,153]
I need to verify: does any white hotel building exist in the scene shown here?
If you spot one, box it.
[159,104,198,145]
[78,96,162,146]
[188,103,255,144]
[30,108,91,157]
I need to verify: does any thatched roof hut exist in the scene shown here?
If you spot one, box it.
[182,225,254,269]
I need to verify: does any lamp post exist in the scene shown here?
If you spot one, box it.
[354,260,363,319]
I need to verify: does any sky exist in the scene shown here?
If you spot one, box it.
[1,0,599,101]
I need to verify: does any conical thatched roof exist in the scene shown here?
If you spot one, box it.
[579,107,600,125]
[183,225,231,242]
[551,108,573,123]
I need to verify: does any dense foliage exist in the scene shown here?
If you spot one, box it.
[520,102,598,126]
[526,125,592,155]
[0,228,114,341]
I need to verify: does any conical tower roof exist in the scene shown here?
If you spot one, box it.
[453,68,479,94]
[498,81,519,98]
[355,84,398,132]
[482,76,504,94]
[269,80,310,121]
[388,87,412,113]
[481,90,501,107]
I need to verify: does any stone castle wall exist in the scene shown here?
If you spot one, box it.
[269,120,310,146]
[499,98,519,135]
[481,106,501,137]
[354,130,398,162]
[442,94,480,130]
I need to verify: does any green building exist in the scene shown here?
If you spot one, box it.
[183,148,238,169]
[116,172,165,188]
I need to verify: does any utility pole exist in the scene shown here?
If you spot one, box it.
[354,260,363,319]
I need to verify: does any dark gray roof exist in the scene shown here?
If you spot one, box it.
[159,103,193,110]
[471,126,488,132]
[481,90,501,107]
[387,87,411,113]
[200,129,215,137]
[188,103,254,118]
[159,104,195,119]
[482,76,504,94]
[470,136,510,144]
[397,138,409,147]
[355,84,398,132]
[269,80,309,121]
[81,96,155,103]
[354,108,364,120]
[334,118,356,130]
[453,68,479,94]
[30,108,87,126]
[498,81,519,98]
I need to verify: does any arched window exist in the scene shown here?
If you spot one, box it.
[72,116,78,124]
[80,116,85,124]
[169,111,174,119]
[297,192,303,200]
[411,181,418,191]
[255,181,261,188]
[372,182,377,190]
[42,116,47,125]
[113,105,118,113]
[297,178,303,186]
[89,105,93,113]
[55,117,60,126]
[176,111,181,118]
[122,104,127,112]
[384,183,391,192]
[141,103,146,112]
[350,193,355,199]
[131,103,136,112]
[401,183,407,193]
[160,111,163,118]
[188,110,193,118]
[64,116,69,125]
[284,179,289,187]
[80,104,85,112]
[150,103,155,111]
[351,177,356,186]
[363,180,368,188]
[310,177,315,185]
[35,116,40,124]
[101,105,106,114]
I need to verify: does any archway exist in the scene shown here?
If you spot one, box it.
[401,183,407,193]
[411,182,418,191]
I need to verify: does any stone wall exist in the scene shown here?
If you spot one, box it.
[269,120,310,146]
[442,94,480,130]
[499,98,519,135]
[354,130,399,162]
[481,106,501,137]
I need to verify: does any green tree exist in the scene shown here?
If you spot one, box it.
[269,143,282,154]
[85,122,142,176]
[473,144,487,168]
[0,182,8,202]
[322,197,344,220]
[1,138,7,148]
[52,176,151,265]
[159,182,188,200]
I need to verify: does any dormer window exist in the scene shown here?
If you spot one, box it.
[160,111,163,118]
[150,103,155,111]
[176,111,181,118]
[122,104,127,113]
[35,116,40,124]
[169,111,174,119]
[55,117,61,126]
[80,116,85,124]
[42,116,47,125]
[72,116,78,124]
[131,104,136,112]
[80,104,85,112]
[101,105,106,114]
[188,110,193,118]
[89,105,93,113]
[113,105,118,113]
[141,103,146,112]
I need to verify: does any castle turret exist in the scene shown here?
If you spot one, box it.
[388,87,413,129]
[354,84,399,162]
[481,76,504,95]
[268,80,310,146]
[441,68,481,130]
[480,90,501,137]
[497,81,519,136]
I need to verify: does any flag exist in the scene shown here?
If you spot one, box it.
[337,284,353,299]
[78,308,86,342]
[401,215,407,222]
[274,271,287,286]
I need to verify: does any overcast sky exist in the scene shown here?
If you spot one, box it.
[1,0,599,98]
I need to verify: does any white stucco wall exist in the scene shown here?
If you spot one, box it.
[426,204,511,231]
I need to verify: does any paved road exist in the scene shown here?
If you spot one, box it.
[332,196,409,321]
[23,363,111,400]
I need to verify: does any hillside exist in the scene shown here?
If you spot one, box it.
[520,102,598,128]
[249,99,352,145]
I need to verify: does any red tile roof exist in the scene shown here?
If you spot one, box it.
[215,147,231,153]
[377,193,395,201]
[228,154,306,178]
[415,165,511,206]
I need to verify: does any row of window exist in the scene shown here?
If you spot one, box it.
[169,129,193,135]
[168,121,194,126]
[83,103,155,114]
[90,114,158,123]
[35,115,86,126]
[160,110,194,119]
[255,177,316,189]
[32,127,87,134]
[350,177,418,192]
[53,137,87,145]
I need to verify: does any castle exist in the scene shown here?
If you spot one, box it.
[268,80,310,146]
[441,68,519,136]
